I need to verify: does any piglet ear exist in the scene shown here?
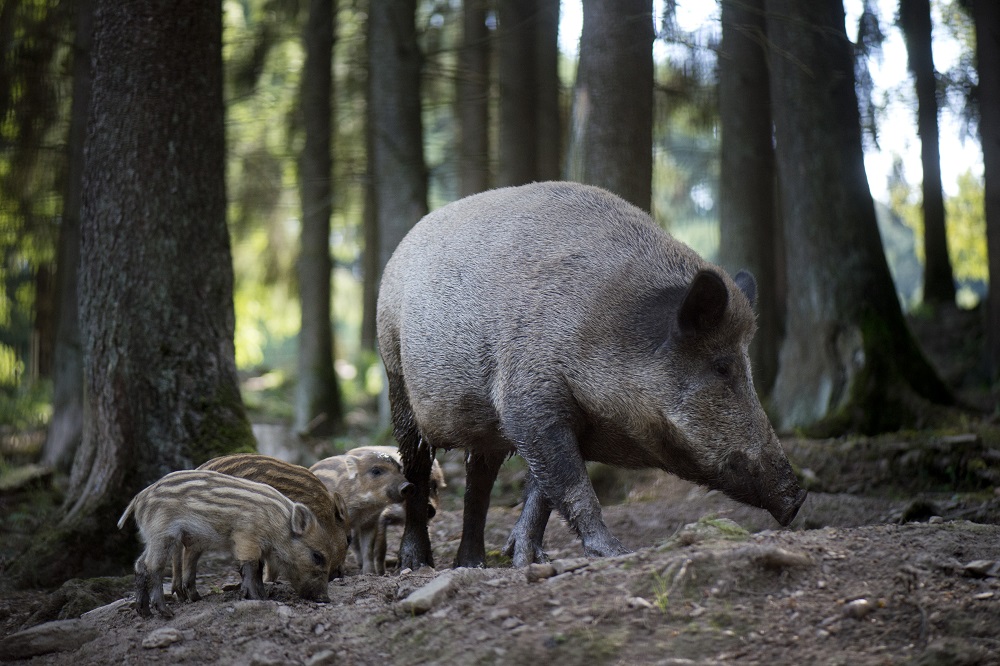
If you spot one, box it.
[734,270,757,307]
[290,502,317,536]
[331,491,349,526]
[678,269,729,335]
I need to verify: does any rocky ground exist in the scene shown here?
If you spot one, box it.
[2,446,1000,666]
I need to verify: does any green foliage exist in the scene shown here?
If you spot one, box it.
[890,167,987,308]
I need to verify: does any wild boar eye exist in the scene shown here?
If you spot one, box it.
[312,551,326,567]
[713,361,731,378]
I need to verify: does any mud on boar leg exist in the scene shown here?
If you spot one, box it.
[399,440,435,570]
[454,450,506,568]
[503,472,553,567]
[517,424,629,560]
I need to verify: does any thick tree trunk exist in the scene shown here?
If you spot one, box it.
[900,0,955,305]
[296,0,342,436]
[369,0,427,278]
[13,0,255,587]
[497,0,538,187]
[766,0,951,434]
[535,0,561,182]
[42,0,92,473]
[457,0,490,197]
[717,0,782,396]
[973,0,1000,379]
[566,0,653,212]
[497,0,562,187]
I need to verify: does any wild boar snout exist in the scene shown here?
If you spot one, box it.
[719,445,805,527]
[399,481,415,499]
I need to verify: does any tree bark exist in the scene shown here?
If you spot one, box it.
[535,0,561,182]
[900,0,956,305]
[566,0,653,212]
[296,0,342,436]
[14,0,255,587]
[497,0,538,187]
[973,0,1000,379]
[42,0,92,472]
[766,0,951,434]
[457,0,491,197]
[717,0,782,396]
[369,0,427,279]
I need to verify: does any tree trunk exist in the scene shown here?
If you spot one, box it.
[717,0,782,396]
[497,0,538,187]
[296,0,342,437]
[369,0,427,279]
[41,0,92,473]
[13,0,255,587]
[973,0,1000,379]
[900,0,955,305]
[457,0,490,197]
[535,0,561,182]
[566,0,653,212]
[766,0,951,435]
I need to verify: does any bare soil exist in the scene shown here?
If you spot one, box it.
[2,305,999,665]
[2,447,1000,666]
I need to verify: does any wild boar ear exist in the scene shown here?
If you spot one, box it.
[678,269,729,336]
[331,491,348,524]
[344,456,358,480]
[734,269,757,307]
[290,502,317,537]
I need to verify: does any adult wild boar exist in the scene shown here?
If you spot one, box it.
[377,181,807,570]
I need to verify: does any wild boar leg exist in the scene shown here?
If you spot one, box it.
[399,439,435,570]
[453,449,506,568]
[180,546,202,602]
[503,472,553,567]
[517,424,630,560]
[393,370,435,570]
[358,526,378,574]
[170,547,187,601]
[142,539,174,617]
[134,557,153,618]
[237,561,266,599]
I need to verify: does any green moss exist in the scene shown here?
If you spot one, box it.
[188,382,257,465]
[806,307,954,437]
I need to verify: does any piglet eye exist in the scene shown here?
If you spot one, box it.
[312,551,326,567]
[370,467,383,477]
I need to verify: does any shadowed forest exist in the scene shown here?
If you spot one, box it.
[2,0,1000,664]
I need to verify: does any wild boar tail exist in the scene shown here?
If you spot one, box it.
[117,496,137,530]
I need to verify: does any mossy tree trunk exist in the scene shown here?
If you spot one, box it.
[14,0,255,587]
[765,0,952,435]
[717,0,783,396]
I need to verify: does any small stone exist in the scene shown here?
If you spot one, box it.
[963,560,1000,578]
[398,571,459,615]
[928,516,944,524]
[973,591,995,600]
[501,617,522,630]
[816,629,830,639]
[527,563,557,583]
[312,623,326,635]
[626,596,653,609]
[277,605,293,620]
[489,607,511,621]
[0,619,99,660]
[756,547,814,570]
[305,649,337,666]
[843,598,874,620]
[551,558,590,575]
[142,627,185,649]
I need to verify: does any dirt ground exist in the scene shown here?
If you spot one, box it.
[2,444,1000,666]
[2,305,1000,664]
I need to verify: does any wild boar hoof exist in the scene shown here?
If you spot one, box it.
[503,539,549,568]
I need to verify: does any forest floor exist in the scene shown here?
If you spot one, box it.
[1,306,1000,665]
